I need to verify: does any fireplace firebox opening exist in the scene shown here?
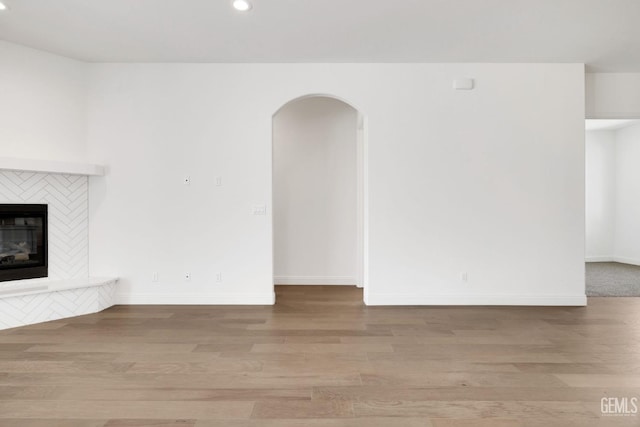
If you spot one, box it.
[0,204,48,282]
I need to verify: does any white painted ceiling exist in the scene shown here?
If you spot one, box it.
[0,0,638,71]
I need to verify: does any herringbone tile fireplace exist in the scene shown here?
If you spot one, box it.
[0,171,88,279]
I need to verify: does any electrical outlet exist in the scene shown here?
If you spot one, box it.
[152,272,159,282]
[252,205,266,215]
[216,272,222,283]
[460,272,468,282]
[185,272,191,281]
[215,176,222,186]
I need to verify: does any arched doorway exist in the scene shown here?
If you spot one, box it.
[271,94,367,303]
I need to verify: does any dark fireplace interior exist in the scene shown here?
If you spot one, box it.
[0,204,48,282]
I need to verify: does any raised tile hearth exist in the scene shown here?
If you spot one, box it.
[0,277,118,330]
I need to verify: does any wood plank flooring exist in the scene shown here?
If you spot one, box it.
[0,285,639,426]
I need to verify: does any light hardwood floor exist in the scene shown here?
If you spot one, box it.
[0,286,639,426]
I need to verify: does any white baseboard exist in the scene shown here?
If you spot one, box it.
[585,256,614,262]
[585,256,640,266]
[115,291,586,306]
[115,292,276,305]
[612,256,640,267]
[274,276,357,285]
[365,293,587,306]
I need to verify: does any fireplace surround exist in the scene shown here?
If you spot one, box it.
[0,166,117,330]
[0,204,48,282]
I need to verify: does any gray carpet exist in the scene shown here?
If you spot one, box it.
[586,262,640,297]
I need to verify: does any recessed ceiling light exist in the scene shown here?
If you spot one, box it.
[0,2,7,11]
[232,0,252,12]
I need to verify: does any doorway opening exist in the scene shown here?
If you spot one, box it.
[585,119,640,296]
[272,95,367,303]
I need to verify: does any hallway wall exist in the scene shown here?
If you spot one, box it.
[614,123,640,265]
[585,122,640,266]
[273,97,358,285]
[585,130,616,260]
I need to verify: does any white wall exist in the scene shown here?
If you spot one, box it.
[614,123,640,265]
[0,42,88,162]
[585,130,616,260]
[585,123,640,266]
[273,97,358,285]
[86,63,586,305]
[586,73,640,119]
[585,73,640,266]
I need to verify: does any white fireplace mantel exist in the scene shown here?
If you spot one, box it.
[0,156,105,176]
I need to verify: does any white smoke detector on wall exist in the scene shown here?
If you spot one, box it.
[453,78,475,90]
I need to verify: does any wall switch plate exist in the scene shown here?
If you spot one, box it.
[460,272,469,282]
[215,176,222,186]
[152,272,159,282]
[183,176,191,185]
[185,272,191,281]
[253,205,266,215]
[216,272,222,283]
